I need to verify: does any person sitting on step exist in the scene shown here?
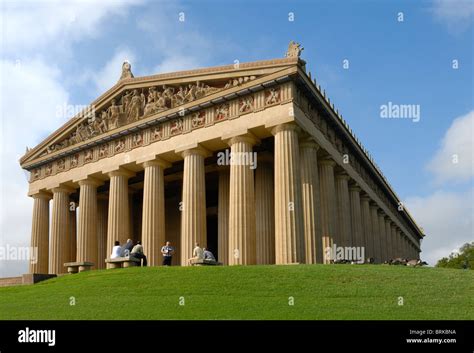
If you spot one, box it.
[111,241,122,259]
[203,248,216,264]
[131,240,147,266]
[188,242,204,265]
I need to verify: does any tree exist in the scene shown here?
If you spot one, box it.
[436,242,474,269]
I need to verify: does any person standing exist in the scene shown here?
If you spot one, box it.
[161,241,175,266]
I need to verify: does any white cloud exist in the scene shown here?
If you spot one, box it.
[427,110,474,185]
[0,59,70,277]
[3,0,144,55]
[92,48,137,95]
[405,189,474,266]
[431,0,474,33]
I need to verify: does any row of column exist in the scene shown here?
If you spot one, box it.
[29,122,420,273]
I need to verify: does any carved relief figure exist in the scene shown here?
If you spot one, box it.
[265,87,280,105]
[57,158,65,171]
[45,164,52,176]
[71,154,79,167]
[115,139,125,153]
[239,96,254,113]
[152,125,162,141]
[127,89,143,122]
[99,144,108,158]
[215,103,229,121]
[84,149,93,163]
[108,99,120,130]
[170,119,183,135]
[132,133,143,147]
[191,111,206,128]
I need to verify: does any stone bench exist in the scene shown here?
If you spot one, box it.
[105,256,142,269]
[191,259,222,266]
[64,262,94,274]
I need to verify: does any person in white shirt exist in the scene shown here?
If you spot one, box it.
[111,241,122,259]
[188,242,204,265]
[161,241,175,266]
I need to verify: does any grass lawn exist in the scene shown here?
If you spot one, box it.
[0,265,472,320]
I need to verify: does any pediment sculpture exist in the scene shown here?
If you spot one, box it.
[40,75,257,157]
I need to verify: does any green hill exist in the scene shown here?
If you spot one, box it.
[0,265,472,320]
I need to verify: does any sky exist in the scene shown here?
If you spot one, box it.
[0,0,473,276]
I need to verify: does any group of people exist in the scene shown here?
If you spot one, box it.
[110,239,148,266]
[188,243,216,265]
[109,240,217,266]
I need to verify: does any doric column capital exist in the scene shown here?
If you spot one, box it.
[142,157,171,170]
[369,202,379,210]
[270,122,301,136]
[50,185,75,194]
[176,144,211,159]
[360,193,371,202]
[228,134,259,147]
[222,131,260,147]
[299,137,320,150]
[378,210,386,217]
[348,183,361,193]
[335,172,351,181]
[107,167,135,179]
[318,156,336,167]
[30,191,52,200]
[77,177,103,187]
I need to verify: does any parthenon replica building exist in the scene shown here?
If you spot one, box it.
[20,42,424,274]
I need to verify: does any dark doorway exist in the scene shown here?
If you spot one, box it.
[207,215,218,260]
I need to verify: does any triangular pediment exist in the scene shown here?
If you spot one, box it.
[20,57,301,169]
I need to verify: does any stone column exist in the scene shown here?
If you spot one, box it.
[396,228,403,258]
[360,194,372,261]
[107,168,134,256]
[255,158,275,264]
[378,211,387,262]
[390,222,397,259]
[369,203,380,263]
[299,138,321,264]
[97,194,108,269]
[67,203,77,263]
[385,217,392,260]
[401,234,406,257]
[29,192,51,274]
[318,158,337,263]
[227,134,258,265]
[129,189,135,241]
[272,124,305,264]
[76,178,101,268]
[141,159,169,266]
[335,173,352,250]
[218,169,230,265]
[50,186,74,274]
[349,184,363,247]
[180,146,208,265]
